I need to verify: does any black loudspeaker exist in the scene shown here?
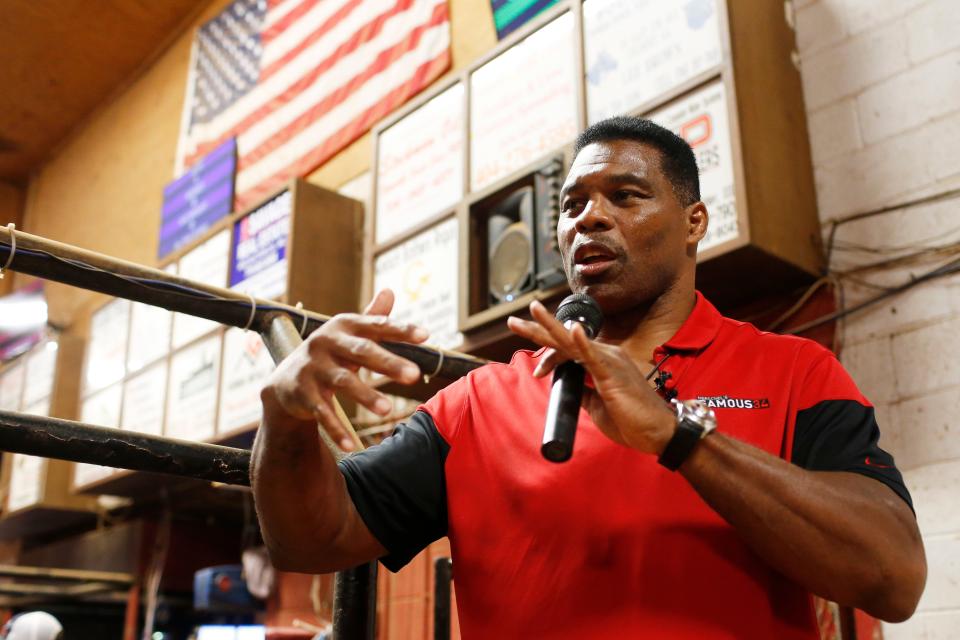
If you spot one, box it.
[533,157,565,290]
[485,157,566,306]
[488,187,535,304]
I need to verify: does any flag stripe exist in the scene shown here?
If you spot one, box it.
[235,19,449,196]
[185,0,441,167]
[239,2,447,170]
[236,47,450,209]
[260,0,365,79]
[176,0,452,212]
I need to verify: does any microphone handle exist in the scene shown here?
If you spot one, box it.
[541,360,586,463]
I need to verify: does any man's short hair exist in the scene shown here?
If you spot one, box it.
[573,116,701,206]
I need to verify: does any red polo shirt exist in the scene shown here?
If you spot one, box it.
[340,292,910,638]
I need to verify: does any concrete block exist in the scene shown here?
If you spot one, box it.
[801,22,909,110]
[827,197,960,253]
[892,316,960,398]
[896,387,960,471]
[840,336,898,404]
[882,613,928,640]
[903,459,960,535]
[857,52,960,145]
[827,0,927,37]
[807,99,863,164]
[838,275,960,348]
[795,2,847,56]
[907,0,960,64]
[814,114,960,218]
[916,533,960,612]
[922,611,960,639]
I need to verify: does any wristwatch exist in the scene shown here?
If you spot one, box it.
[658,398,718,471]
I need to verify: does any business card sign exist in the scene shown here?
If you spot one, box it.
[7,454,44,512]
[376,83,464,244]
[374,217,462,349]
[167,334,221,442]
[84,299,131,394]
[76,384,123,486]
[650,81,738,251]
[173,230,230,348]
[159,137,237,259]
[122,362,168,437]
[229,190,292,300]
[219,328,275,434]
[23,341,57,408]
[470,13,578,190]
[583,0,722,123]
[0,362,25,411]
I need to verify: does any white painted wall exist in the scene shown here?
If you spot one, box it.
[794,0,960,637]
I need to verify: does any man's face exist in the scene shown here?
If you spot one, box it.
[558,139,697,314]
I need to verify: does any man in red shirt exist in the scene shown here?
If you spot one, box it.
[252,117,926,637]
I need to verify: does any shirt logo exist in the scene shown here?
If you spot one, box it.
[697,395,770,410]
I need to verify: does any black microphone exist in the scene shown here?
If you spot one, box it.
[541,293,604,463]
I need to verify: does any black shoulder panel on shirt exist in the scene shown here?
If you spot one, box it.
[338,410,450,572]
[792,399,913,511]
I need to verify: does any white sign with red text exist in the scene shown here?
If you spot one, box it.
[377,83,464,244]
[470,13,578,190]
[650,81,738,251]
[374,217,462,350]
[166,334,221,442]
[583,0,722,123]
[173,230,230,348]
[122,362,168,437]
[84,299,130,394]
[218,328,275,435]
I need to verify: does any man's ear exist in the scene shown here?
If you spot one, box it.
[686,201,709,246]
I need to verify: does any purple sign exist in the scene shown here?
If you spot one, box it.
[159,138,237,259]
[229,190,292,300]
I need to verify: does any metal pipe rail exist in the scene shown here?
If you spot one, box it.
[0,228,490,638]
[0,411,250,486]
[0,226,485,381]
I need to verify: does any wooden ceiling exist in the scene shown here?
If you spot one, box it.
[0,0,206,185]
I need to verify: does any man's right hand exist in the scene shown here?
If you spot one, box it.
[260,288,429,451]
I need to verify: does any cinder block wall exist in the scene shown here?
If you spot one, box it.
[794,0,960,637]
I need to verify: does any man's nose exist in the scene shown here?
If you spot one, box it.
[574,199,614,233]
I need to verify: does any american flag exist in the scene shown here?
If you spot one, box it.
[176,0,452,211]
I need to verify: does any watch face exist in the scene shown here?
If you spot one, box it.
[682,399,717,431]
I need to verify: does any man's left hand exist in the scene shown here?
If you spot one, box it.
[507,300,676,455]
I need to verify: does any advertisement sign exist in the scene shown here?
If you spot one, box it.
[376,83,464,244]
[7,454,44,512]
[166,334,221,442]
[128,301,173,373]
[491,0,560,39]
[583,0,722,123]
[122,362,168,437]
[76,384,123,486]
[650,81,738,251]
[218,328,275,434]
[470,13,578,190]
[0,362,25,411]
[159,138,236,259]
[229,190,292,300]
[84,299,130,394]
[374,217,462,349]
[173,230,230,348]
[22,341,57,408]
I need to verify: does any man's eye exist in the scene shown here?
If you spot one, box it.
[614,190,641,200]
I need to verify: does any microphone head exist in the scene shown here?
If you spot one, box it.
[555,293,603,338]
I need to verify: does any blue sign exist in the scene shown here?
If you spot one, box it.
[229,190,292,300]
[159,138,237,259]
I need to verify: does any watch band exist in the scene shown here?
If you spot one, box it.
[658,399,717,471]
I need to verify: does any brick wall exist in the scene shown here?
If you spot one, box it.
[794,0,960,637]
